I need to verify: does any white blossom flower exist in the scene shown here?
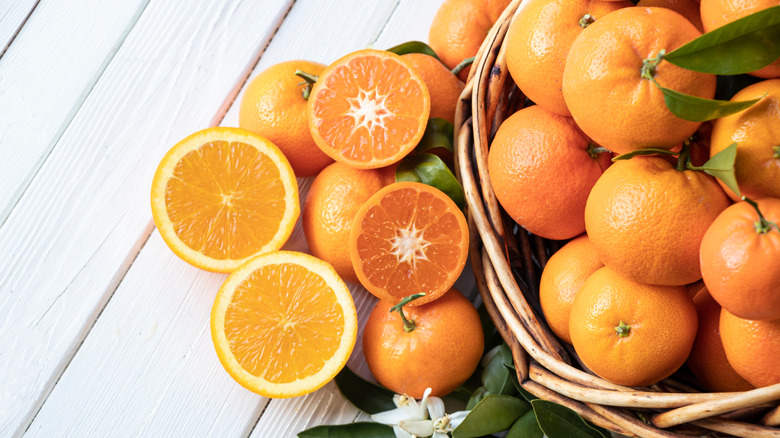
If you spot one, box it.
[372,387,470,438]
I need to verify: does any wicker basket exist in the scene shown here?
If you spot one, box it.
[453,1,780,436]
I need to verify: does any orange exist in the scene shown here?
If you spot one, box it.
[562,7,717,154]
[211,251,357,398]
[401,53,465,124]
[700,198,780,320]
[636,0,704,31]
[701,0,780,78]
[709,79,780,201]
[720,309,780,388]
[488,105,611,240]
[585,156,730,286]
[151,127,299,273]
[539,235,604,344]
[569,266,698,387]
[363,288,483,397]
[306,49,430,169]
[349,182,469,306]
[428,0,511,81]
[687,288,754,392]
[505,0,632,116]
[303,162,395,284]
[238,60,333,177]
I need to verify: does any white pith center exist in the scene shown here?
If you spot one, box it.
[346,88,393,133]
[389,224,430,268]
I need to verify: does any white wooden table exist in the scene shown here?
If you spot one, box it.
[0,1,458,436]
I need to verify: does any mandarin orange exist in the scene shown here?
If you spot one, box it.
[720,309,780,388]
[401,53,465,124]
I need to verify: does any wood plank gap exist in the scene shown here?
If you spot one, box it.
[0,0,40,60]
[241,398,273,438]
[0,0,153,231]
[18,220,156,438]
[368,0,401,48]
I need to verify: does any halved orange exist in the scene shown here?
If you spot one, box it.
[151,127,299,273]
[211,251,357,398]
[349,182,469,306]
[307,49,431,169]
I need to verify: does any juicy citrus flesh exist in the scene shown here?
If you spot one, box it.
[151,127,299,273]
[211,251,357,398]
[308,50,430,169]
[350,182,469,306]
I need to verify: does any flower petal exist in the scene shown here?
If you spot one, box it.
[448,411,469,429]
[426,396,445,420]
[393,425,414,438]
[400,419,434,437]
[372,408,412,425]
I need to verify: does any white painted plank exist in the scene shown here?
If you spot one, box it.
[0,0,293,435]
[0,0,151,223]
[0,0,37,54]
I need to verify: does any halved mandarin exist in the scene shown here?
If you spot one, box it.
[349,182,469,306]
[151,127,298,272]
[307,49,431,169]
[211,251,357,398]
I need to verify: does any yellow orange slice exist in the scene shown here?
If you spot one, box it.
[349,182,469,306]
[151,127,298,273]
[211,251,357,398]
[307,49,431,169]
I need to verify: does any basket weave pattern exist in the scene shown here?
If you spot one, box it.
[453,1,780,436]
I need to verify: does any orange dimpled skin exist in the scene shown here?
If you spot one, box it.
[562,7,716,154]
[569,267,698,387]
[720,309,780,388]
[488,106,611,240]
[585,157,729,286]
[700,198,780,321]
[401,53,465,124]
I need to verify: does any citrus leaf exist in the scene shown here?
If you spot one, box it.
[482,344,517,396]
[665,6,780,75]
[657,84,761,122]
[334,366,395,414]
[297,422,395,438]
[531,400,608,438]
[396,153,466,209]
[507,410,544,438]
[416,118,454,154]
[612,148,678,161]
[386,41,440,60]
[453,395,531,438]
[697,142,740,196]
[466,386,489,410]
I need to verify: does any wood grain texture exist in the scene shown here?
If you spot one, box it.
[0,0,293,435]
[0,0,38,56]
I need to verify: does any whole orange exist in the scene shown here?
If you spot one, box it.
[428,0,511,81]
[569,267,698,387]
[701,0,780,78]
[488,105,611,240]
[402,53,465,124]
[585,156,730,286]
[709,79,780,201]
[539,235,604,344]
[505,0,631,116]
[302,162,393,284]
[562,7,716,154]
[720,309,780,388]
[687,288,754,392]
[362,289,484,398]
[700,198,780,321]
[239,60,333,177]
[636,0,704,31]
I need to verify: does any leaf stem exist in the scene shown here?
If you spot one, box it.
[579,13,595,28]
[773,145,780,159]
[295,70,319,100]
[641,49,666,80]
[390,293,427,332]
[587,144,610,159]
[451,57,475,76]
[676,142,691,171]
[614,321,631,337]
[742,196,779,234]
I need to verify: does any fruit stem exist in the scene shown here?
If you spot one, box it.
[614,321,631,337]
[641,49,666,80]
[390,293,427,333]
[295,70,319,100]
[743,196,779,234]
[676,142,691,172]
[579,14,595,28]
[773,145,780,159]
[587,144,610,159]
[451,57,475,76]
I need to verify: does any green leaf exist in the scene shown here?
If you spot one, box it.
[697,142,741,196]
[416,118,454,154]
[453,395,531,438]
[507,410,544,438]
[482,344,517,396]
[612,148,678,161]
[396,153,466,209]
[665,6,780,75]
[531,400,608,438]
[466,386,488,410]
[386,41,440,60]
[334,367,395,414]
[297,422,395,438]
[657,84,762,122]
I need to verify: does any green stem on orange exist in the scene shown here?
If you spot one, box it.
[295,70,319,100]
[641,49,666,80]
[773,145,780,159]
[390,293,427,333]
[676,142,691,172]
[614,321,631,338]
[587,144,610,159]
[743,196,779,234]
[451,57,475,76]
[579,13,595,28]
